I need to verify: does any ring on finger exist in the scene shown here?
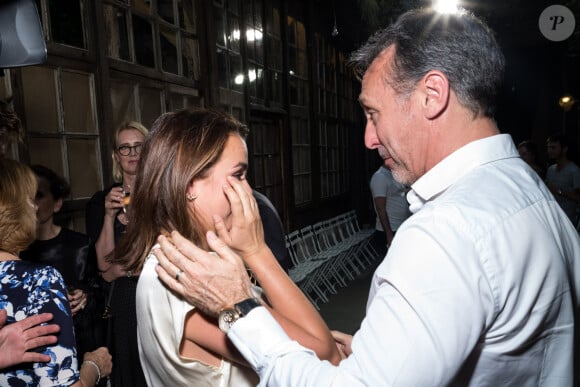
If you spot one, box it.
[175,269,184,281]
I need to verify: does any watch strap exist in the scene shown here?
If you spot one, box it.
[234,297,261,317]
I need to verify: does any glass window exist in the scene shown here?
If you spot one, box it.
[61,71,96,133]
[182,36,200,80]
[230,55,243,91]
[214,11,226,46]
[28,137,64,176]
[179,0,197,33]
[228,17,241,53]
[216,48,228,88]
[104,5,131,61]
[67,138,100,198]
[133,15,155,67]
[21,66,59,133]
[48,0,86,48]
[158,0,176,24]
[110,81,137,129]
[160,26,179,74]
[139,87,162,129]
[24,64,101,204]
[291,117,312,205]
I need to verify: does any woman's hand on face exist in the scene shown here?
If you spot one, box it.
[213,177,267,261]
[104,187,124,218]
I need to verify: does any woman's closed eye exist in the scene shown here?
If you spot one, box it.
[232,171,246,180]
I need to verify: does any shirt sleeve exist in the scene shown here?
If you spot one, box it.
[228,210,494,386]
[228,307,365,387]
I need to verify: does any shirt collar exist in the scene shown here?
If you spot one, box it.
[407,134,519,213]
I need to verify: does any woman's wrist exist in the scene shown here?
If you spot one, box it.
[81,360,101,385]
[241,244,271,266]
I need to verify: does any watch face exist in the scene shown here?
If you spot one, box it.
[218,309,239,333]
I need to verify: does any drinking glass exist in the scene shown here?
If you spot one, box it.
[122,189,131,214]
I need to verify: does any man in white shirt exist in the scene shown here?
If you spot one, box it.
[369,158,411,258]
[153,8,580,386]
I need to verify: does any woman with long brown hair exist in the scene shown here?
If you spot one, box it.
[112,108,339,386]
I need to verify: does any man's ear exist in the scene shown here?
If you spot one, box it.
[54,198,63,214]
[421,71,449,120]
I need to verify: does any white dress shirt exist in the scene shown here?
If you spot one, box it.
[228,134,580,386]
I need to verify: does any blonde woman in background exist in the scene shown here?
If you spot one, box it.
[85,121,148,387]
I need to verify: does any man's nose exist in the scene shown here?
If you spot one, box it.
[364,122,380,150]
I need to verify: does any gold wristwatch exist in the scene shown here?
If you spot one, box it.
[218,297,261,333]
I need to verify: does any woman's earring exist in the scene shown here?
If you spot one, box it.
[186,193,198,201]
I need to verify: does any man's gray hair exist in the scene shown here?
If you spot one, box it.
[349,8,505,118]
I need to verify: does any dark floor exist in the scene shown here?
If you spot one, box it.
[318,260,380,335]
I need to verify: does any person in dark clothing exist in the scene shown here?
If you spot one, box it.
[20,165,105,360]
[85,121,148,387]
[252,190,291,273]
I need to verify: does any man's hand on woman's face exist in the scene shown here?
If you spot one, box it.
[154,230,253,317]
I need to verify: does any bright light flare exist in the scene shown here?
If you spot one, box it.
[433,0,460,14]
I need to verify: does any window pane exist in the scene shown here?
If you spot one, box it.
[158,0,175,24]
[216,49,228,88]
[296,21,306,49]
[255,32,264,64]
[104,6,130,60]
[246,37,255,61]
[288,49,296,74]
[267,37,282,70]
[244,1,253,25]
[179,0,197,33]
[160,27,178,74]
[61,71,96,133]
[139,87,162,129]
[269,71,282,103]
[48,0,85,48]
[110,81,137,129]
[254,0,262,29]
[182,37,200,80]
[254,157,264,187]
[297,50,307,77]
[29,137,64,173]
[255,67,264,100]
[287,17,296,45]
[67,138,100,198]
[230,54,243,91]
[133,15,155,67]
[214,9,226,47]
[228,17,241,52]
[21,67,59,133]
[271,6,280,36]
[228,0,240,14]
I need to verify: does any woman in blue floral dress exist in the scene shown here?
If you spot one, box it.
[0,159,111,386]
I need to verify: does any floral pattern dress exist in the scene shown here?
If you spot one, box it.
[0,260,80,386]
